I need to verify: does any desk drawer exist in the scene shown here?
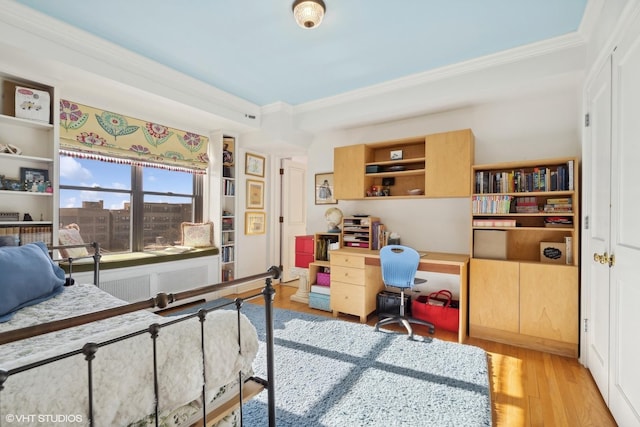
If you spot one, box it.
[331,265,365,285]
[331,254,365,269]
[331,282,364,315]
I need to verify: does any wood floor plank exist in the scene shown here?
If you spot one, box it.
[231,283,615,427]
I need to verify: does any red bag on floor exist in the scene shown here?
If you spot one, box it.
[411,290,459,333]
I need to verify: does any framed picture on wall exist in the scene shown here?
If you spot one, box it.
[315,172,337,205]
[245,211,266,235]
[245,152,265,177]
[246,179,264,209]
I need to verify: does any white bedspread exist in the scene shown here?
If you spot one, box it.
[0,284,259,426]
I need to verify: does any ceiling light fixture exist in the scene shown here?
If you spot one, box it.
[292,0,326,29]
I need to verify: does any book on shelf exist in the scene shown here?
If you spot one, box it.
[222,268,234,281]
[546,197,571,204]
[544,197,572,212]
[515,196,539,213]
[544,217,573,227]
[472,195,513,214]
[565,236,573,265]
[0,225,54,247]
[476,162,574,193]
[567,160,574,191]
[473,219,517,227]
[0,226,20,246]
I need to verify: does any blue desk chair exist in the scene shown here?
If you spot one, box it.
[375,245,435,339]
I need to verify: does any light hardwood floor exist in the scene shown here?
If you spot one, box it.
[231,282,617,427]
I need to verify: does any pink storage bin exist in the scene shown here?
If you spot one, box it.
[316,272,330,286]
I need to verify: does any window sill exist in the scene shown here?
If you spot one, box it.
[61,247,219,273]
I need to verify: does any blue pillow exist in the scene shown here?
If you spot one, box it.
[0,242,65,322]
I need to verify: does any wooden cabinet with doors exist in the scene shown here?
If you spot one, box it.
[469,157,580,357]
[333,129,474,200]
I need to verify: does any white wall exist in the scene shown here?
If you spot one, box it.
[306,85,582,254]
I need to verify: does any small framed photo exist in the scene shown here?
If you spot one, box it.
[223,137,235,166]
[245,152,265,177]
[20,167,49,191]
[245,211,266,235]
[315,172,337,205]
[390,149,403,160]
[246,179,264,209]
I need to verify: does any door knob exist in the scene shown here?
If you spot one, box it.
[593,252,605,263]
[593,252,615,267]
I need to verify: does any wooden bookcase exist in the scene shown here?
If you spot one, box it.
[333,129,474,200]
[469,157,580,357]
[0,73,57,246]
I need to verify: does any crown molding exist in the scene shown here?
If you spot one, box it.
[577,0,604,41]
[0,1,260,130]
[295,32,586,116]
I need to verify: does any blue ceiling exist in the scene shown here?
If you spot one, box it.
[16,0,588,107]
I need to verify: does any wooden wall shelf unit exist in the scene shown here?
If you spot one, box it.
[469,157,580,357]
[334,129,474,200]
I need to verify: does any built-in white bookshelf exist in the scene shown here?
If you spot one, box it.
[220,136,236,282]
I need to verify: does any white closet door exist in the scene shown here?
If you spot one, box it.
[609,10,640,426]
[585,56,612,403]
[280,159,307,282]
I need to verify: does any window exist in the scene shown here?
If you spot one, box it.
[59,155,202,253]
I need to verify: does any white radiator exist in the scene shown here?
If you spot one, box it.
[72,255,219,303]
[99,275,151,302]
[157,265,209,294]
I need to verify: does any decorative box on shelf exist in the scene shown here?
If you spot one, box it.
[2,81,51,123]
[0,212,20,221]
[316,272,330,286]
[309,292,331,312]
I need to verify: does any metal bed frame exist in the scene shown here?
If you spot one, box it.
[0,242,279,426]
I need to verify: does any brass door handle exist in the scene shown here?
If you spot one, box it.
[593,252,615,267]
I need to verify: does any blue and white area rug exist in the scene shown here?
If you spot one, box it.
[185,299,491,427]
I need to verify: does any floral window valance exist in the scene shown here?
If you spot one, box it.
[59,100,209,173]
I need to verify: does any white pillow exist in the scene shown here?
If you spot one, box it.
[58,227,89,258]
[181,222,214,248]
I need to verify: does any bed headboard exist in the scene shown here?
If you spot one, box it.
[50,242,101,286]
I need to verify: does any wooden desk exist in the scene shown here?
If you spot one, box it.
[329,247,469,343]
